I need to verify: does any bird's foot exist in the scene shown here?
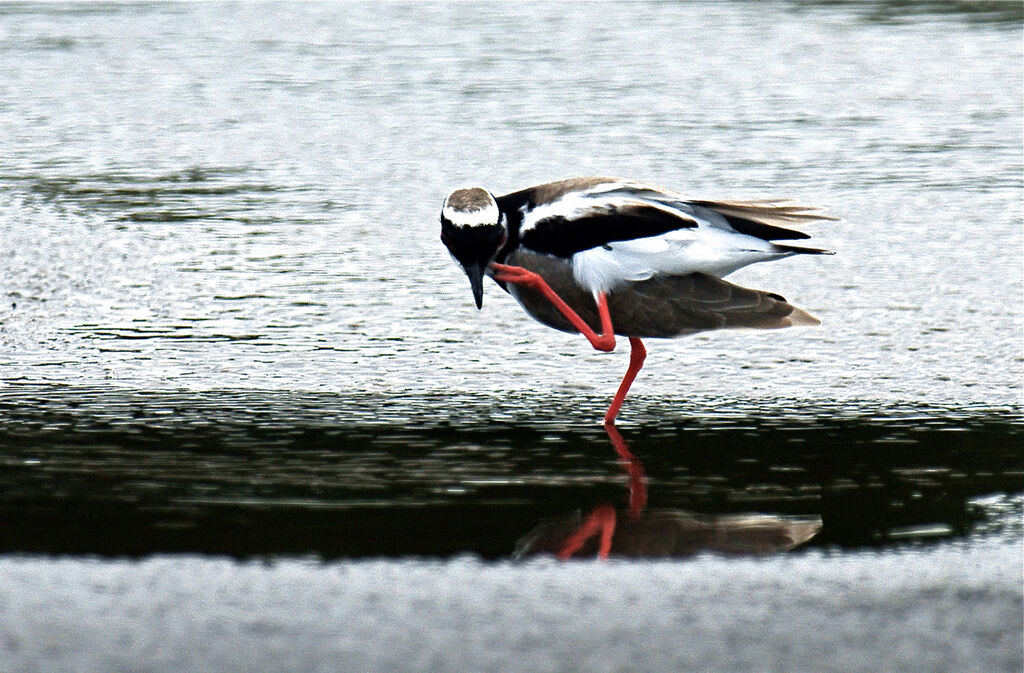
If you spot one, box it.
[586,327,616,352]
[488,262,541,286]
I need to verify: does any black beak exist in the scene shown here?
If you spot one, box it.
[465,263,485,309]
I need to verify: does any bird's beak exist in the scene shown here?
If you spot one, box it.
[465,262,485,309]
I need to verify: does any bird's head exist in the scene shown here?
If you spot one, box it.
[440,187,507,309]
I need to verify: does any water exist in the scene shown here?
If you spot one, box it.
[1,2,1021,403]
[0,388,1021,558]
[0,2,1021,672]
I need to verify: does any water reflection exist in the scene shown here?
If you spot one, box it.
[516,508,822,560]
[514,424,821,560]
[0,386,1019,559]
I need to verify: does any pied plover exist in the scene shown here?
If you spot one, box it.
[440,177,835,425]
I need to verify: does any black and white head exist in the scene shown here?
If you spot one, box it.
[439,187,507,309]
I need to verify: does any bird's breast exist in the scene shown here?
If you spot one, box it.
[503,250,603,335]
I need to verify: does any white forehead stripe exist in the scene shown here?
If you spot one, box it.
[442,199,499,228]
[442,201,499,227]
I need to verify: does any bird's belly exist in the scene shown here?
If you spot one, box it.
[501,250,812,339]
[503,250,702,338]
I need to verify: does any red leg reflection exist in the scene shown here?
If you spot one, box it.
[604,421,647,520]
[556,504,616,560]
[555,423,649,560]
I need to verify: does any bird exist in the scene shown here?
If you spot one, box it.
[439,177,835,426]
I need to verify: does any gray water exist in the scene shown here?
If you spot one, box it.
[0,3,1022,672]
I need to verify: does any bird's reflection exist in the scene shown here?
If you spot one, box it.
[515,423,822,560]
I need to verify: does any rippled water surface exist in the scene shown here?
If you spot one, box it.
[0,3,1021,671]
[2,1,1020,405]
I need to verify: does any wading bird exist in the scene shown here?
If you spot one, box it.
[440,177,834,426]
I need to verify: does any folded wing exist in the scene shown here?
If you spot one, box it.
[608,272,820,338]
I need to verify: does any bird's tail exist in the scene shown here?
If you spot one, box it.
[785,304,821,327]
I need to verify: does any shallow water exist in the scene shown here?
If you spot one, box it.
[0,387,1021,558]
[0,2,1022,671]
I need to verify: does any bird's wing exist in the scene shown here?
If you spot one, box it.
[516,179,701,258]
[570,220,808,294]
[506,178,835,293]
[607,272,820,338]
[601,186,838,241]
[686,198,839,241]
[514,179,837,252]
[688,198,840,227]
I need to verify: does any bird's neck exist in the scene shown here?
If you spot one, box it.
[494,202,524,263]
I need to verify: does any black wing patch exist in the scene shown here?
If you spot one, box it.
[717,214,811,241]
[521,204,697,258]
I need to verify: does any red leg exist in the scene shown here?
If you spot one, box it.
[556,504,617,560]
[602,337,646,425]
[490,263,615,352]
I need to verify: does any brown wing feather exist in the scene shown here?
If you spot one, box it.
[502,250,818,339]
[501,178,838,228]
[619,273,820,337]
[507,177,618,205]
[688,199,839,227]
